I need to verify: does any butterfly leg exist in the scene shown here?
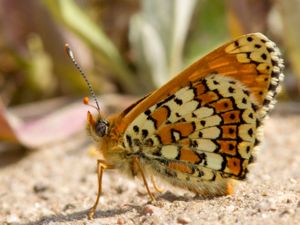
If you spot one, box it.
[151,175,164,193]
[132,156,155,201]
[88,159,114,220]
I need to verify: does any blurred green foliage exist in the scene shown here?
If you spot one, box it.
[0,0,299,107]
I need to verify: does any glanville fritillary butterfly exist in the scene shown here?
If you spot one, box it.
[65,33,284,219]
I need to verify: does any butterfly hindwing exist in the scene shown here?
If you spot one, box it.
[125,74,257,180]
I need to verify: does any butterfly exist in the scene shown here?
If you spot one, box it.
[65,32,284,219]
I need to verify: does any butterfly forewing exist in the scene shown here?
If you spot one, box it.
[116,33,284,135]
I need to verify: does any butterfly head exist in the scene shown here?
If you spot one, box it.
[86,111,109,140]
[83,97,109,141]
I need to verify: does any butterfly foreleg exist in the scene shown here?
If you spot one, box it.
[132,156,156,202]
[88,159,114,220]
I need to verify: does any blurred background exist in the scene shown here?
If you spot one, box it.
[0,0,299,152]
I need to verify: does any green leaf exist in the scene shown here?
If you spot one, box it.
[43,0,139,94]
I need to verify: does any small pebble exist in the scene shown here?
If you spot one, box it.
[289,178,297,184]
[143,204,158,215]
[153,200,165,208]
[226,205,235,213]
[6,214,20,223]
[280,209,293,216]
[115,185,127,194]
[63,203,76,211]
[261,191,268,196]
[117,218,125,225]
[255,198,277,212]
[177,216,191,224]
[33,183,48,193]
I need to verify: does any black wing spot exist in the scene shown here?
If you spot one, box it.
[247,36,253,42]
[229,143,235,150]
[254,138,260,146]
[243,89,250,96]
[267,47,274,53]
[228,86,235,93]
[248,128,253,137]
[254,44,261,48]
[271,59,279,67]
[246,146,251,153]
[229,128,235,134]
[126,135,132,147]
[198,170,205,177]
[263,99,271,106]
[269,84,277,91]
[174,98,183,105]
[213,80,219,85]
[142,129,149,138]
[200,120,206,127]
[144,109,151,116]
[261,53,267,60]
[133,125,139,133]
[198,131,203,138]
[248,113,253,119]
[261,39,267,43]
[252,103,259,111]
[229,114,236,120]
[192,140,198,147]
[242,97,247,104]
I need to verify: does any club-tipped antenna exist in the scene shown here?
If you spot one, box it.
[64,44,100,113]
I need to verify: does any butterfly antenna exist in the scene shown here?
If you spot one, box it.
[64,44,101,113]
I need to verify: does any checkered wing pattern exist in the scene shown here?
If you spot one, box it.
[116,33,283,195]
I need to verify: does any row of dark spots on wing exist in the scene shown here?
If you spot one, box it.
[173,146,247,179]
[239,36,269,68]
[264,42,283,108]
[133,124,149,137]
[195,79,258,140]
[236,36,273,97]
[189,79,257,160]
[205,102,257,160]
[247,37,282,110]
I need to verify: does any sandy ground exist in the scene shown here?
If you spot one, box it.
[1,109,300,225]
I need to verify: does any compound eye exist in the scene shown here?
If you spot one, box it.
[95,120,109,137]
